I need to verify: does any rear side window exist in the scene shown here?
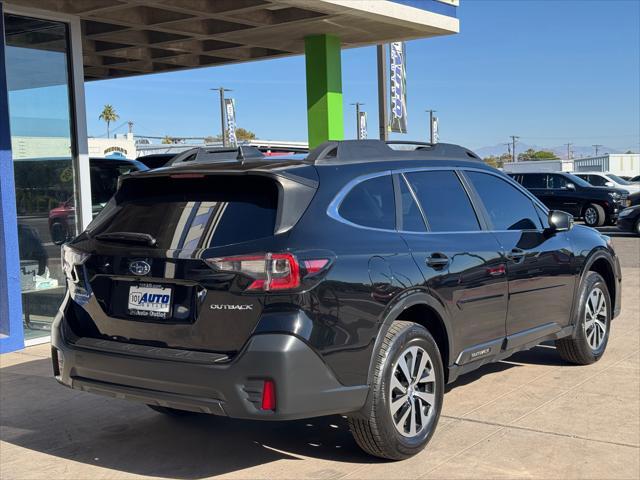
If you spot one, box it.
[339,175,395,230]
[466,172,542,231]
[521,174,547,189]
[92,175,278,250]
[404,171,480,232]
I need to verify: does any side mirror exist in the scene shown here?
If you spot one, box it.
[565,183,576,190]
[548,210,574,232]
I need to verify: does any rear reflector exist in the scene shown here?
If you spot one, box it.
[261,379,276,410]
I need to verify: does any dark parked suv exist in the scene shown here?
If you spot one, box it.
[509,172,628,227]
[53,141,621,460]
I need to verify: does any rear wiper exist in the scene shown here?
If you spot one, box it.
[95,232,157,247]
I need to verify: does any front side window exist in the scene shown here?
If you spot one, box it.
[466,172,542,231]
[339,175,395,230]
[548,174,572,189]
[403,170,480,232]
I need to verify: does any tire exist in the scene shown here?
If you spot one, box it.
[635,219,640,236]
[50,221,69,245]
[348,321,444,460]
[583,203,605,227]
[555,272,611,365]
[147,405,196,417]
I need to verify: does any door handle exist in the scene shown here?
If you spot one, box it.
[506,248,526,263]
[426,253,449,269]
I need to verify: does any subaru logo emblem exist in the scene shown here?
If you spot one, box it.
[129,260,151,276]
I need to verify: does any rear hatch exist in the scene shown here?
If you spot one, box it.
[67,165,319,354]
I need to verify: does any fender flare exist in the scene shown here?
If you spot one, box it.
[365,290,455,387]
[569,247,617,332]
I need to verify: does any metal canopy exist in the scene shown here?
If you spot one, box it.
[4,0,458,80]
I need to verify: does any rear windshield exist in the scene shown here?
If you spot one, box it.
[89,175,278,250]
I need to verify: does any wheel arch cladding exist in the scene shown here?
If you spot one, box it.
[395,303,450,376]
[587,256,616,313]
[369,296,452,385]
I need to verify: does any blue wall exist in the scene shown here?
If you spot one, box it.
[0,2,25,353]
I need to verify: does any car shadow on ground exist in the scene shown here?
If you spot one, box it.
[0,343,577,478]
[1,358,382,479]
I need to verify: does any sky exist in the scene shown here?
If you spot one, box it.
[84,0,640,152]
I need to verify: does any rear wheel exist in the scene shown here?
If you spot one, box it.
[583,204,605,227]
[556,272,610,365]
[147,405,196,417]
[348,321,444,460]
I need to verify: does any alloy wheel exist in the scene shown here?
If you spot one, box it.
[584,287,607,351]
[584,207,598,226]
[389,345,436,437]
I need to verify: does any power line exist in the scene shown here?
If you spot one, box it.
[592,144,603,156]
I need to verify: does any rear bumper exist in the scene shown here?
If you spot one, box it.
[51,306,368,421]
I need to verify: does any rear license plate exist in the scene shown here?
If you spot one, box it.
[128,284,172,319]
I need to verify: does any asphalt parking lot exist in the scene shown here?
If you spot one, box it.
[1,233,638,480]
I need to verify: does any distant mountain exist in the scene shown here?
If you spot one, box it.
[473,143,622,160]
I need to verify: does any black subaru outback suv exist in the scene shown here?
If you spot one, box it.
[53,140,621,460]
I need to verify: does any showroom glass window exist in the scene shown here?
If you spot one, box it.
[4,14,76,339]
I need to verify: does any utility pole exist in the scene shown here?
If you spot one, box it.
[351,102,365,139]
[426,109,436,144]
[565,142,573,160]
[127,121,134,134]
[210,87,232,147]
[592,144,603,156]
[376,44,389,141]
[509,135,519,163]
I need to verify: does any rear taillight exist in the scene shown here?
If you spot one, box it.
[204,253,328,292]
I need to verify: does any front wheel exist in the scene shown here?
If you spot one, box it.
[555,271,611,364]
[348,321,444,460]
[583,204,605,227]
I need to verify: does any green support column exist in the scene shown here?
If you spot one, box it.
[305,34,344,149]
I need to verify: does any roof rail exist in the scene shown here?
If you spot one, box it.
[307,140,482,164]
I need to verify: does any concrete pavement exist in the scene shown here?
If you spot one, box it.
[1,236,638,480]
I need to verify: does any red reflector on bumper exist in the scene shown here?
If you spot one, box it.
[261,379,276,411]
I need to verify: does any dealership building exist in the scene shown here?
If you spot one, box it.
[0,0,459,352]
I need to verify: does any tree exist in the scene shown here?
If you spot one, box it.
[98,104,119,138]
[235,127,256,141]
[483,152,511,169]
[161,135,174,144]
[517,149,558,161]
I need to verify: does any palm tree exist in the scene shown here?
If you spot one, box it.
[99,104,119,138]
